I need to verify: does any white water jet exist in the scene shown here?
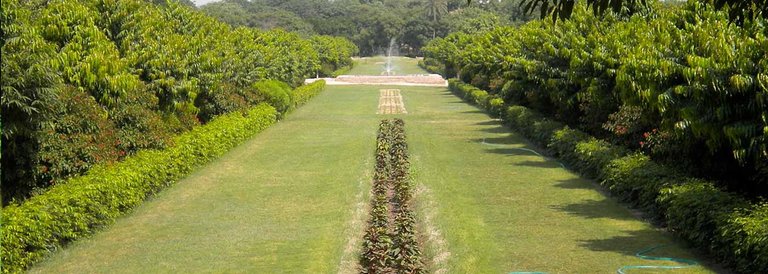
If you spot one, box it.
[384,38,398,76]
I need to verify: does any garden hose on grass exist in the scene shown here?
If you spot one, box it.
[508,245,699,274]
[617,245,699,274]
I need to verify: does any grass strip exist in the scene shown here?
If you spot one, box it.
[447,78,768,273]
[1,104,277,273]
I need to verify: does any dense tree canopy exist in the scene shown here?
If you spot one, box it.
[424,2,768,194]
[472,0,768,24]
[200,0,534,56]
[0,0,355,202]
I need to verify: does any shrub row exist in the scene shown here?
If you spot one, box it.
[0,104,278,273]
[360,119,424,273]
[447,79,512,118]
[290,80,326,109]
[448,79,768,273]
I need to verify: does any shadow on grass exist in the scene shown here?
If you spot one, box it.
[462,109,484,114]
[580,229,731,273]
[477,126,509,134]
[515,160,560,169]
[577,229,706,260]
[579,230,669,257]
[483,147,544,156]
[553,178,594,189]
[475,120,503,126]
[551,199,637,221]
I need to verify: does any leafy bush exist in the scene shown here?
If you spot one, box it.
[602,154,682,219]
[290,80,326,109]
[417,59,445,76]
[719,203,768,272]
[548,127,591,164]
[449,79,491,108]
[252,80,292,117]
[0,104,277,273]
[330,65,353,77]
[196,82,250,123]
[310,35,358,77]
[487,97,505,118]
[658,182,745,247]
[111,86,174,155]
[35,87,120,187]
[572,139,627,179]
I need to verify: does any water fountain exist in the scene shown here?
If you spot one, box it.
[384,38,398,76]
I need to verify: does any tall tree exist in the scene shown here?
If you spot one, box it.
[470,0,768,23]
[425,0,449,21]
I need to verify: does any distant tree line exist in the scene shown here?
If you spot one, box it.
[200,0,535,56]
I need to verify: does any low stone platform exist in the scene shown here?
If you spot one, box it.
[305,74,448,87]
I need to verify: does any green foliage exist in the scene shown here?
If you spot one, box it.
[201,0,525,57]
[448,79,491,108]
[658,181,747,252]
[423,3,768,193]
[449,78,768,272]
[602,153,681,218]
[360,119,424,274]
[0,104,277,273]
[505,105,564,149]
[439,7,503,34]
[35,87,120,187]
[290,80,326,109]
[2,0,346,200]
[1,0,62,200]
[196,82,250,123]
[252,80,292,116]
[418,59,445,76]
[310,35,359,77]
[513,0,768,25]
[719,202,768,272]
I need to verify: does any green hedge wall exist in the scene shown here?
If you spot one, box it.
[426,3,768,194]
[448,79,768,273]
[290,80,326,110]
[0,104,277,273]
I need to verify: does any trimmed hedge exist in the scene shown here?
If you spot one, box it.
[448,79,502,118]
[449,79,768,273]
[253,80,292,116]
[0,104,277,273]
[290,80,326,109]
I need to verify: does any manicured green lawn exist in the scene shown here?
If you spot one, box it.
[399,86,719,273]
[32,58,720,273]
[30,86,380,273]
[348,56,429,75]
